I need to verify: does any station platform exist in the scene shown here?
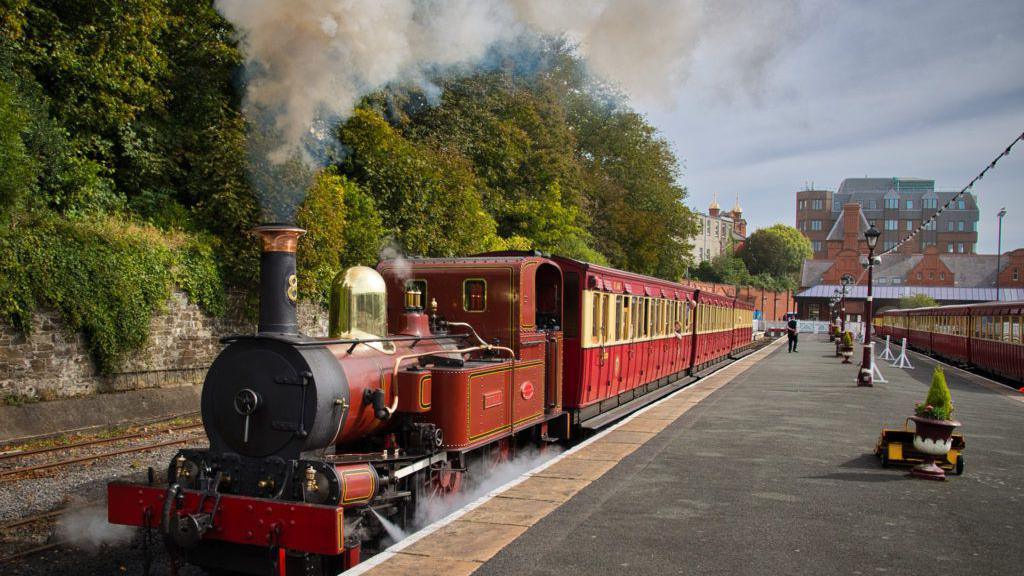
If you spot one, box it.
[355,335,1024,576]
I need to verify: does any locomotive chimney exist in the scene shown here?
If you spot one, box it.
[252,224,306,335]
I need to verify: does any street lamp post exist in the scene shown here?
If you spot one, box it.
[996,207,1007,301]
[859,225,881,387]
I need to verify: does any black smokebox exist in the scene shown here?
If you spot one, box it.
[252,224,306,335]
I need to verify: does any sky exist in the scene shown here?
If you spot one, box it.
[635,0,1024,254]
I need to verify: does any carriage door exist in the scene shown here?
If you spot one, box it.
[535,263,564,412]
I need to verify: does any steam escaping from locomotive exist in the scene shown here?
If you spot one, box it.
[214,0,803,220]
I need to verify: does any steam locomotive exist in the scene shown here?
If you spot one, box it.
[107,225,756,575]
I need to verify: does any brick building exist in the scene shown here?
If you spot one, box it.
[794,203,1024,321]
[690,194,747,264]
[796,177,978,259]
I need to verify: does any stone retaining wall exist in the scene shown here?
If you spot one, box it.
[0,290,328,403]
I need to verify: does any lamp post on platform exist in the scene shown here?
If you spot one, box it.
[839,277,853,332]
[996,207,1007,301]
[859,225,881,387]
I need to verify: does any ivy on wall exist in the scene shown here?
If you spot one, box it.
[0,213,224,373]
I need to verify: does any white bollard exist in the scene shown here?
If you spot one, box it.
[878,335,896,361]
[891,337,914,369]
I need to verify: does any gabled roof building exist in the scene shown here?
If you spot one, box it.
[794,203,1024,321]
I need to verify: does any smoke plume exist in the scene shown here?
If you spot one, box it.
[215,0,801,220]
[56,506,134,551]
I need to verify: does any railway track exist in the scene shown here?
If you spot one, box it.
[0,422,203,464]
[0,411,201,459]
[0,508,77,565]
[0,435,201,481]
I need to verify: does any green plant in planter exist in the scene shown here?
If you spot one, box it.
[916,366,954,421]
[841,331,853,348]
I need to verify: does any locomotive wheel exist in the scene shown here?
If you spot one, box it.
[427,460,463,498]
[489,438,512,469]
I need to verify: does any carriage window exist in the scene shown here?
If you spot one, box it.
[653,299,662,337]
[1015,317,1022,343]
[602,294,612,340]
[643,298,651,337]
[591,293,601,341]
[614,296,624,342]
[462,279,487,312]
[664,301,671,334]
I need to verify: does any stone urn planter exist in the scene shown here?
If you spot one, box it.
[910,366,960,481]
[909,416,961,480]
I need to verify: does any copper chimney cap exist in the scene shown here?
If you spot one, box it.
[252,224,306,253]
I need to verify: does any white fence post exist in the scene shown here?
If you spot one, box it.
[892,337,914,369]
[878,335,895,361]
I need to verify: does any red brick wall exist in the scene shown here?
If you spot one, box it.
[997,249,1024,288]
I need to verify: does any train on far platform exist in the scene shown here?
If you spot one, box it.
[106,225,758,576]
[875,302,1024,383]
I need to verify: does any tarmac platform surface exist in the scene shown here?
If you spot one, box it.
[360,336,1024,576]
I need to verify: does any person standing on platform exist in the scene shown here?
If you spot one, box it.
[786,314,799,353]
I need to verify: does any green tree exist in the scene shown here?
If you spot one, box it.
[738,224,812,289]
[693,254,751,286]
[899,293,938,309]
[337,107,503,257]
[295,168,383,303]
[0,75,36,217]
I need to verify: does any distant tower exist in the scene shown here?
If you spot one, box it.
[709,192,721,218]
[731,194,747,236]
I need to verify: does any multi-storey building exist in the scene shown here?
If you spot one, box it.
[794,203,1024,320]
[796,177,979,259]
[690,194,747,264]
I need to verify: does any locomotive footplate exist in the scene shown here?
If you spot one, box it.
[107,482,345,556]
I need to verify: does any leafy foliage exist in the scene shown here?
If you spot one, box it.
[0,213,223,373]
[692,254,751,286]
[338,108,504,257]
[916,366,953,421]
[841,331,853,348]
[899,293,938,309]
[295,168,383,303]
[738,224,812,289]
[0,5,704,372]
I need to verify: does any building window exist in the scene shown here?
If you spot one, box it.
[906,199,914,209]
[811,220,822,231]
[940,272,946,281]
[957,243,964,253]
[923,220,935,230]
[905,220,913,231]
[916,272,923,281]
[924,198,937,209]
[884,198,898,209]
[798,200,806,210]
[947,242,954,253]
[884,220,898,230]
[812,199,823,210]
[947,221,955,231]
[957,199,965,209]
[957,221,965,232]
[929,271,935,280]
[884,241,897,250]
[972,221,978,232]
[812,240,822,252]
[462,279,487,312]
[868,199,878,210]
[1014,268,1020,281]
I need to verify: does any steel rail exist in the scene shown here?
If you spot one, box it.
[0,437,196,480]
[0,541,64,564]
[0,507,73,531]
[0,422,203,462]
